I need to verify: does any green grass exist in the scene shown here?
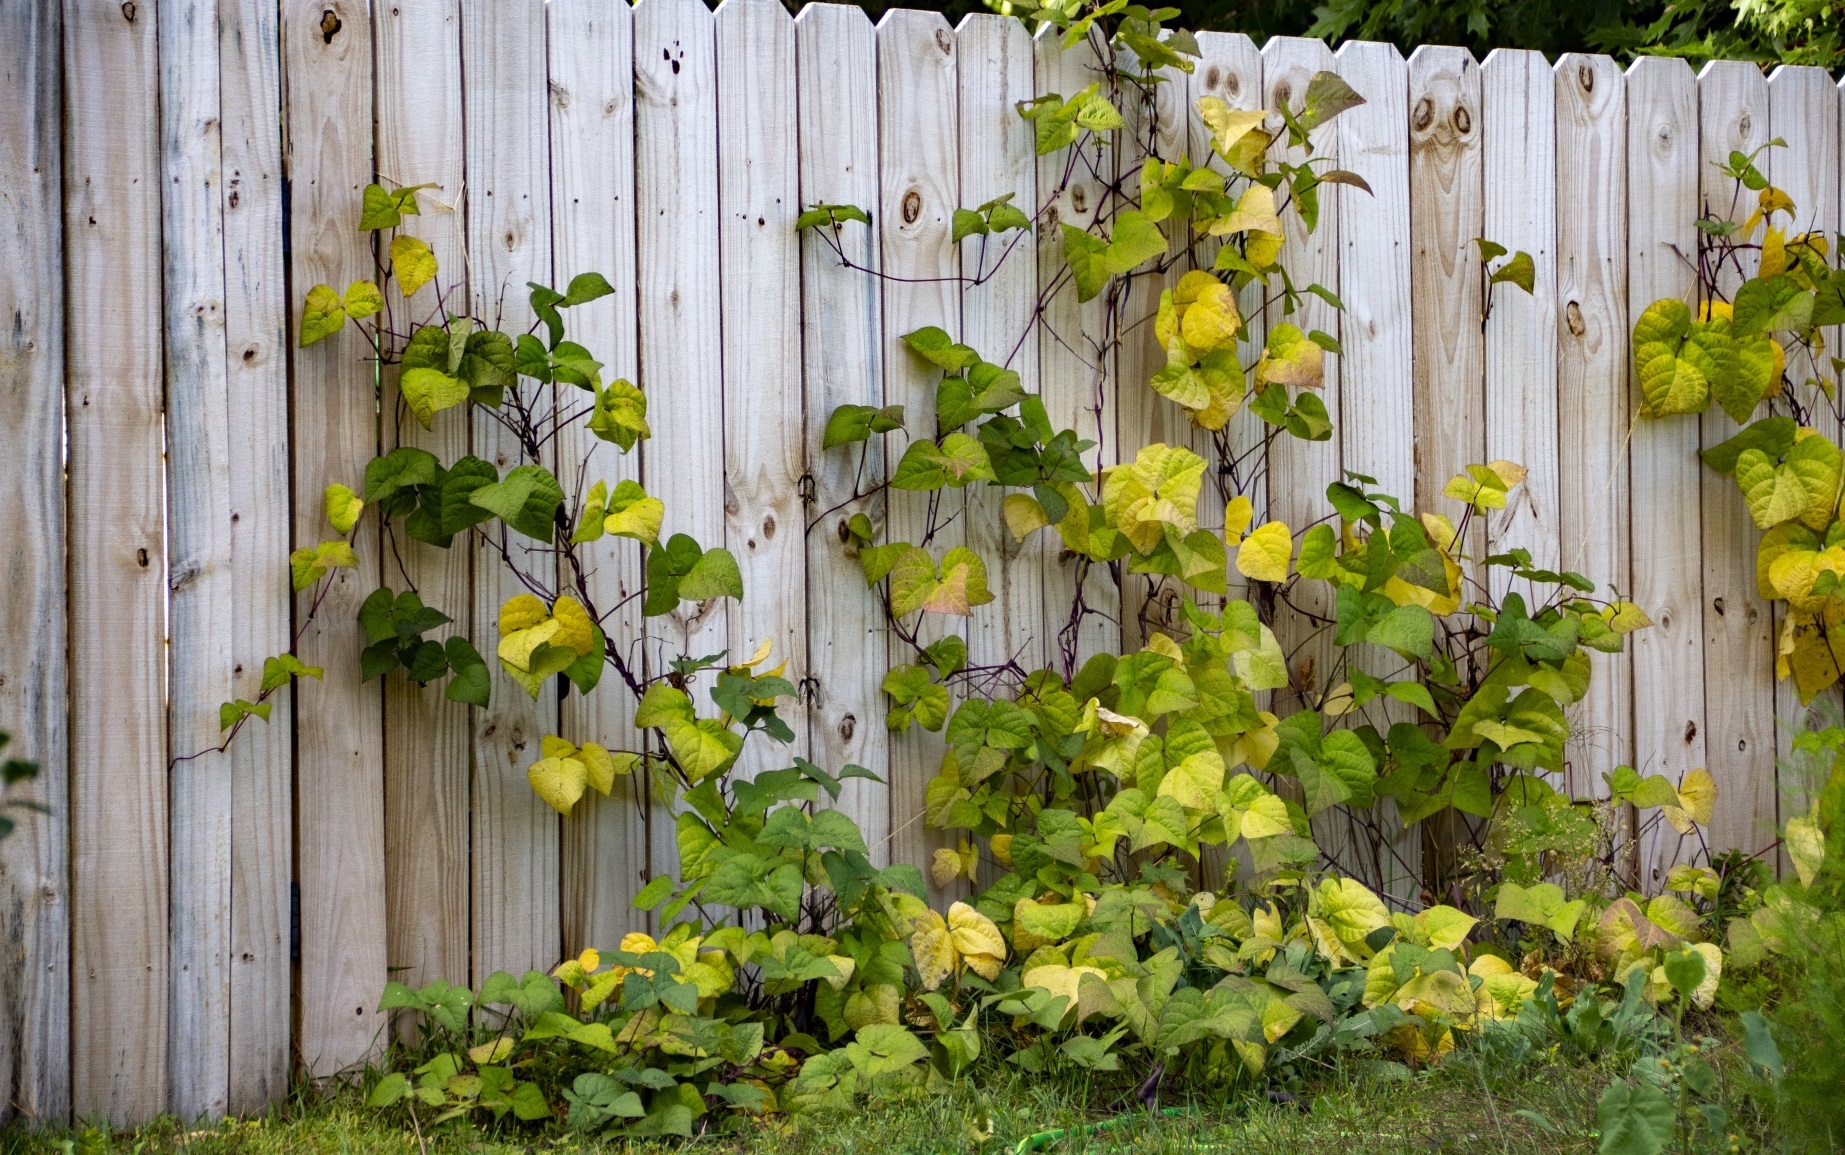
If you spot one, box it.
[0,1043,1784,1155]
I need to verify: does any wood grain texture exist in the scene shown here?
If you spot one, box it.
[284,0,387,1078]
[957,14,1044,672]
[796,4,888,856]
[549,0,650,950]
[1408,47,1485,565]
[1765,65,1842,850]
[717,0,807,779]
[1190,34,1263,602]
[1334,39,1419,899]
[161,0,236,1118]
[879,9,960,883]
[1190,31,1262,891]
[1263,36,1342,718]
[1481,50,1559,600]
[635,0,726,882]
[1554,54,1631,796]
[463,0,561,981]
[0,0,68,1124]
[1696,61,1777,856]
[1034,27,1118,674]
[66,0,170,1120]
[1116,60,1200,653]
[1625,57,1706,882]
[219,0,293,1112]
[376,0,471,999]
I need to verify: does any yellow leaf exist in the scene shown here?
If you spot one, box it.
[911,908,956,991]
[1607,601,1653,634]
[1210,183,1281,238]
[1760,225,1787,278]
[1003,493,1051,542]
[1785,813,1825,886]
[1235,520,1293,583]
[468,1038,514,1065]
[930,848,963,889]
[389,233,438,296]
[577,742,618,795]
[1322,681,1355,717]
[947,901,1006,980]
[1196,97,1267,156]
[736,637,774,670]
[528,754,588,814]
[324,483,364,535]
[551,595,597,655]
[499,594,549,637]
[989,833,1014,867]
[1224,494,1254,543]
[498,619,562,672]
[1662,767,1716,834]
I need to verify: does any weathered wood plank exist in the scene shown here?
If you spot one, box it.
[1766,65,1842,854]
[796,4,888,855]
[284,0,387,1078]
[1034,27,1117,674]
[879,9,960,884]
[1555,54,1631,797]
[1481,49,1559,600]
[1696,61,1777,857]
[0,0,68,1125]
[717,0,807,779]
[1334,39,1418,899]
[1626,56,1706,882]
[376,0,472,1009]
[958,14,1044,672]
[463,0,561,980]
[550,0,650,949]
[66,0,170,1120]
[220,0,294,1112]
[1263,36,1342,718]
[1191,34,1263,606]
[1190,31,1262,891]
[1408,47,1485,565]
[162,0,236,1119]
[635,0,726,882]
[1117,59,1200,652]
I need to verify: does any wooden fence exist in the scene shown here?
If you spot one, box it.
[0,0,1841,1126]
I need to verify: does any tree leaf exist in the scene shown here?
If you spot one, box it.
[469,464,565,542]
[1235,521,1292,583]
[389,234,437,297]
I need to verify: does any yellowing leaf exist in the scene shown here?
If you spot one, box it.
[1224,494,1254,543]
[1210,183,1281,238]
[550,595,597,656]
[499,594,549,637]
[1157,748,1226,811]
[1196,97,1267,156]
[389,234,438,296]
[324,483,364,535]
[1661,766,1716,834]
[1785,813,1825,886]
[498,619,562,672]
[1235,521,1293,583]
[910,907,956,991]
[400,367,469,429]
[948,902,1006,980]
[1255,324,1323,390]
[528,753,589,814]
[1003,493,1051,542]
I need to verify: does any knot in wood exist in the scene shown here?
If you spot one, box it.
[1576,63,1594,93]
[1412,96,1435,132]
[902,189,923,224]
[838,713,856,741]
[320,8,341,43]
[935,28,954,54]
[1451,103,1471,135]
[1565,301,1586,337]
[121,0,136,21]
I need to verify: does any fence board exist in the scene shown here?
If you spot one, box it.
[718,0,807,780]
[376,0,471,1006]
[550,0,649,950]
[1334,39,1418,899]
[1626,57,1705,883]
[879,9,960,883]
[1034,28,1117,673]
[162,0,236,1119]
[464,0,561,981]
[1117,62,1202,652]
[1264,36,1342,718]
[0,0,68,1125]
[1766,65,1842,849]
[284,0,387,1079]
[958,14,1044,672]
[66,0,169,1120]
[1191,34,1263,601]
[1555,55,1632,796]
[797,5,889,857]
[1408,47,1485,565]
[1481,50,1559,601]
[220,0,293,1112]
[1697,61,1777,857]
[635,0,726,885]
